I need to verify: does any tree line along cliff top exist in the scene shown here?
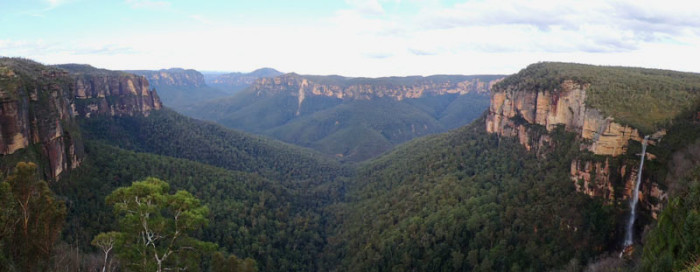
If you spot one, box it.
[298,74,504,88]
[494,62,700,133]
[0,58,136,94]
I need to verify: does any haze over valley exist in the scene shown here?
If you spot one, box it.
[1,1,700,271]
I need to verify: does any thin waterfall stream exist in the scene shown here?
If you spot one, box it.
[622,135,650,253]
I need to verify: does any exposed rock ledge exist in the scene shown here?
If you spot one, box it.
[485,80,653,156]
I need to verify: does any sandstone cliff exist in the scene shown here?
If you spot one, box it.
[254,73,502,100]
[127,68,206,88]
[1,59,84,179]
[251,73,503,116]
[570,158,666,218]
[0,59,162,179]
[485,79,650,156]
[484,63,679,218]
[63,65,162,118]
[208,67,283,90]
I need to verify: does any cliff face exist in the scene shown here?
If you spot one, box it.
[485,73,669,217]
[0,59,162,180]
[73,72,162,118]
[251,74,503,115]
[254,73,501,100]
[1,60,84,179]
[209,68,283,89]
[127,68,206,88]
[486,80,647,156]
[570,158,666,218]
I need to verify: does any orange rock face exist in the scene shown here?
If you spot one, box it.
[251,74,504,101]
[487,78,667,213]
[1,60,163,180]
[486,80,645,157]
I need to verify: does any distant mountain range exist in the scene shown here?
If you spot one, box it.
[182,73,504,161]
[127,66,504,161]
[205,68,283,93]
[127,67,282,109]
[2,58,700,271]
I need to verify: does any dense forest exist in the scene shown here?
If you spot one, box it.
[2,59,700,271]
[327,117,617,271]
[181,74,499,161]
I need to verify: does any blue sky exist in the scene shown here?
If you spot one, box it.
[1,0,699,76]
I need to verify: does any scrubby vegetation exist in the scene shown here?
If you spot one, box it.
[495,62,700,133]
[642,167,700,271]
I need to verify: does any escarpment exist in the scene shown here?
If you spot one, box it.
[209,67,283,89]
[65,65,162,118]
[486,79,648,157]
[0,59,162,180]
[127,68,206,88]
[251,73,503,101]
[484,62,700,220]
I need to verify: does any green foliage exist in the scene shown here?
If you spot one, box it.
[100,177,215,272]
[642,167,700,272]
[54,141,340,271]
[302,74,502,89]
[327,120,617,271]
[152,85,229,109]
[182,79,494,161]
[54,63,131,76]
[268,98,450,161]
[495,62,700,133]
[78,108,348,184]
[91,231,121,272]
[0,162,66,272]
[211,252,258,272]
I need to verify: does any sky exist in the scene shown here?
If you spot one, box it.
[1,0,700,77]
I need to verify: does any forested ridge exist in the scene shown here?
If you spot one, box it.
[182,74,496,161]
[78,108,350,184]
[53,141,343,271]
[2,60,700,271]
[324,117,618,271]
[495,62,700,133]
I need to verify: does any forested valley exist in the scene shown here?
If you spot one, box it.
[1,58,700,271]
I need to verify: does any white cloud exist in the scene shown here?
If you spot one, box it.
[5,0,700,77]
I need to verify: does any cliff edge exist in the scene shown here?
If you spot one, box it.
[486,62,700,218]
[0,58,162,179]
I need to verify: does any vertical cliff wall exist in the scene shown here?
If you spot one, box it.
[127,68,206,87]
[1,59,84,179]
[485,79,649,156]
[72,72,162,118]
[252,73,503,101]
[485,68,670,218]
[0,59,162,180]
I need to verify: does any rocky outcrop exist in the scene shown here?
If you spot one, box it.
[208,68,283,89]
[127,68,206,88]
[1,60,84,179]
[72,72,162,118]
[486,71,669,218]
[486,80,648,157]
[252,73,503,101]
[0,59,162,180]
[570,157,666,217]
[571,159,615,202]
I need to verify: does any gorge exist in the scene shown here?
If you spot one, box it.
[1,59,699,271]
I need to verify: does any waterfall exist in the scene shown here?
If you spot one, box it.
[623,135,650,248]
